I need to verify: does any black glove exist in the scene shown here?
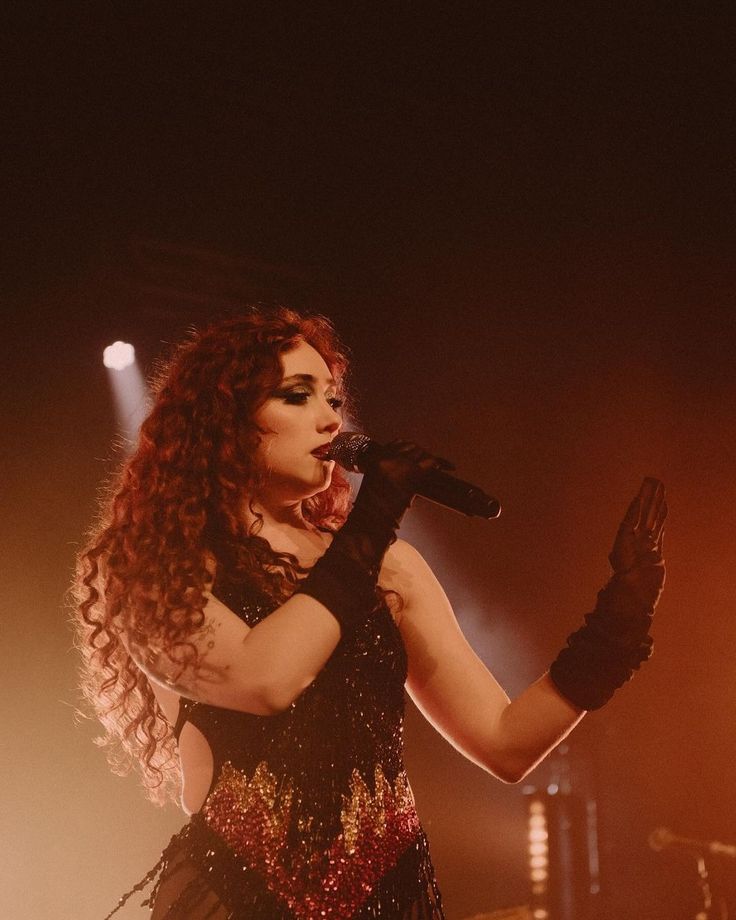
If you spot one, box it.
[298,440,452,635]
[550,477,667,710]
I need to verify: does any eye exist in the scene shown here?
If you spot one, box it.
[274,386,343,410]
[281,390,310,405]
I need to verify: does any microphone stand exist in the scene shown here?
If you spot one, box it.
[691,852,728,920]
[694,852,714,920]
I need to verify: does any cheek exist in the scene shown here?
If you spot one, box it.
[252,420,300,469]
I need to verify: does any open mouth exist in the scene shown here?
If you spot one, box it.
[311,444,332,460]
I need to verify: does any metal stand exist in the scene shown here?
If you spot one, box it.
[692,853,728,920]
[694,853,713,920]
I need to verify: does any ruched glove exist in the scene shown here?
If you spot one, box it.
[298,441,452,636]
[550,477,667,710]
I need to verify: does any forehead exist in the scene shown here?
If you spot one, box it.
[280,340,334,382]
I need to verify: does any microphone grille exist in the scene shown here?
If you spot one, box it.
[327,432,372,472]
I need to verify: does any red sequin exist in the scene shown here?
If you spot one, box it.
[203,760,421,918]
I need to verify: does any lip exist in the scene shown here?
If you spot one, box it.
[311,442,333,460]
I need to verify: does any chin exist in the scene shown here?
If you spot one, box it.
[306,465,334,497]
[280,469,333,502]
[309,472,333,497]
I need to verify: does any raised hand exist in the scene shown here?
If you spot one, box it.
[550,478,668,710]
[609,476,667,573]
[606,477,667,613]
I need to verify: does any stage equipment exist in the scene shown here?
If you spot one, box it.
[103,340,151,449]
[522,745,600,920]
[461,907,533,920]
[649,827,732,919]
[103,341,135,370]
[649,827,736,859]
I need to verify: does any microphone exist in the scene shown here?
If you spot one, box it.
[327,432,501,519]
[648,827,736,858]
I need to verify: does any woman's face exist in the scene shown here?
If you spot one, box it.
[252,339,343,502]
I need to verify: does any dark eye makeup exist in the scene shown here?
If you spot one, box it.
[274,388,343,410]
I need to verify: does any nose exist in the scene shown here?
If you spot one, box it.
[317,399,342,434]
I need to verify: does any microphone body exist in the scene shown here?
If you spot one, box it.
[649,827,736,858]
[328,433,501,520]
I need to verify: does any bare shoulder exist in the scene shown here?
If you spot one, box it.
[384,536,430,566]
[379,538,449,626]
[380,537,427,589]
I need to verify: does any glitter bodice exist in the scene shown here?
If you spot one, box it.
[155,576,444,918]
[181,577,410,841]
[111,575,444,919]
[184,578,408,784]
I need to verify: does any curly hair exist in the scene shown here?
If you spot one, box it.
[72,307,354,804]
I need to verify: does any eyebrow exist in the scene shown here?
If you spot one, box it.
[280,373,338,387]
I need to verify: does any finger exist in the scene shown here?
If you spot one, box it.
[649,483,665,530]
[397,444,454,471]
[400,445,431,464]
[622,493,642,529]
[640,477,665,532]
[389,439,418,454]
[637,477,658,524]
[650,496,668,542]
[417,455,447,473]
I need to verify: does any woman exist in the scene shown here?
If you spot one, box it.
[74,306,666,919]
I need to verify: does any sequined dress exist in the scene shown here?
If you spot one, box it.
[110,574,445,919]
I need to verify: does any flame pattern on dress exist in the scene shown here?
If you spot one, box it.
[203,760,422,919]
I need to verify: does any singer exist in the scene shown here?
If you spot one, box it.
[73,307,666,919]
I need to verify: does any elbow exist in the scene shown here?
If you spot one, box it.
[492,763,529,785]
[226,679,296,716]
[258,676,316,715]
[256,696,292,716]
[237,655,319,715]
[483,749,539,785]
[254,686,296,715]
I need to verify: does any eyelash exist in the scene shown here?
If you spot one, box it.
[281,390,344,410]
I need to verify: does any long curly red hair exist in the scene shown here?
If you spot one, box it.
[72,307,353,804]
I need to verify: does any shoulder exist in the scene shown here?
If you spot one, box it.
[379,538,446,621]
[384,536,421,565]
[381,537,431,583]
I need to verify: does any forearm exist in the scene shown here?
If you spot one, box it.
[236,593,343,711]
[402,479,665,784]
[490,673,585,782]
[406,637,583,785]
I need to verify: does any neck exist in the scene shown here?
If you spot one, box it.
[241,494,312,533]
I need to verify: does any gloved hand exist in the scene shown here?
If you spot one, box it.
[550,477,668,710]
[298,439,451,635]
[340,440,455,572]
[607,475,667,608]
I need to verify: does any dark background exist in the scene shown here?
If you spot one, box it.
[3,4,735,918]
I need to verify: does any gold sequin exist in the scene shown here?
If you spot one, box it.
[203,760,421,917]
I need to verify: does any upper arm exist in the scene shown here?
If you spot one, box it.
[126,584,343,715]
[125,591,266,711]
[380,539,514,775]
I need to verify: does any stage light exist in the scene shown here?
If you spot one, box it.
[527,796,549,908]
[103,340,150,448]
[103,341,136,370]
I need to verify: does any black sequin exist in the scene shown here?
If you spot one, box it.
[105,575,445,919]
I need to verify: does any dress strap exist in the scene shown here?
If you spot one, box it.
[172,697,199,743]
